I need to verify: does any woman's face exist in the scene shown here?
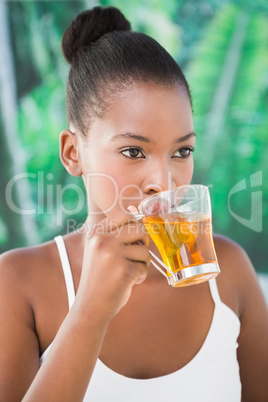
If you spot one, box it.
[77,82,195,223]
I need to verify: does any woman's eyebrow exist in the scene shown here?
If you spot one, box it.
[175,132,196,143]
[109,133,151,143]
[109,131,196,143]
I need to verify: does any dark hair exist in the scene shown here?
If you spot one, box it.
[61,6,192,138]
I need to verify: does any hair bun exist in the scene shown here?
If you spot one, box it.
[61,6,131,64]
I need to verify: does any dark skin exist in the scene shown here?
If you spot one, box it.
[0,83,267,401]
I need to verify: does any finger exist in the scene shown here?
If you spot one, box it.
[104,202,144,232]
[87,211,141,238]
[106,206,139,228]
[124,260,148,285]
[123,244,151,266]
[110,221,150,247]
[89,214,144,237]
[85,215,131,239]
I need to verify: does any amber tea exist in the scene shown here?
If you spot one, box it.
[137,185,221,287]
[143,212,218,286]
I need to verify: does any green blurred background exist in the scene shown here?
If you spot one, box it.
[0,0,267,278]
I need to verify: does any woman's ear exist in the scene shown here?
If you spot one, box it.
[59,130,82,176]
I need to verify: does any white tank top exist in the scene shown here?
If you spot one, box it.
[40,235,242,401]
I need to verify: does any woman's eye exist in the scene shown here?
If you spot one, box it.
[121,147,144,159]
[173,147,195,159]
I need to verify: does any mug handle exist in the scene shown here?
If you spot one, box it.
[149,250,178,285]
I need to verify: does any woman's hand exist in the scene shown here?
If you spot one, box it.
[73,215,151,324]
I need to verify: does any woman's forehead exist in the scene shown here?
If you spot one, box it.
[100,82,192,126]
[85,83,194,147]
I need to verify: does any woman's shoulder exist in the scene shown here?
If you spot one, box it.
[0,230,83,291]
[0,238,57,273]
[213,234,254,272]
[0,238,62,300]
[214,233,248,260]
[213,233,258,285]
[213,233,264,318]
[213,238,268,399]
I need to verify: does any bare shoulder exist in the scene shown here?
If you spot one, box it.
[213,233,266,316]
[213,233,252,268]
[213,235,268,399]
[0,240,59,292]
[0,232,82,331]
[213,233,259,286]
[214,234,268,399]
[0,240,57,314]
[0,242,60,399]
[0,238,58,265]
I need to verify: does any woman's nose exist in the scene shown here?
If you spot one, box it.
[141,165,176,195]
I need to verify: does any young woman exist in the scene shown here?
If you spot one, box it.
[0,6,267,402]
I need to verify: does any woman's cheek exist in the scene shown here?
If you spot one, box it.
[173,159,194,187]
[87,173,119,215]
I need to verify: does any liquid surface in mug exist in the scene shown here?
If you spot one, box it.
[143,212,217,276]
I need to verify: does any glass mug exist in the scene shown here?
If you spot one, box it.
[136,185,220,287]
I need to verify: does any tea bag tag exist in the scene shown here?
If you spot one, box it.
[127,205,144,220]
